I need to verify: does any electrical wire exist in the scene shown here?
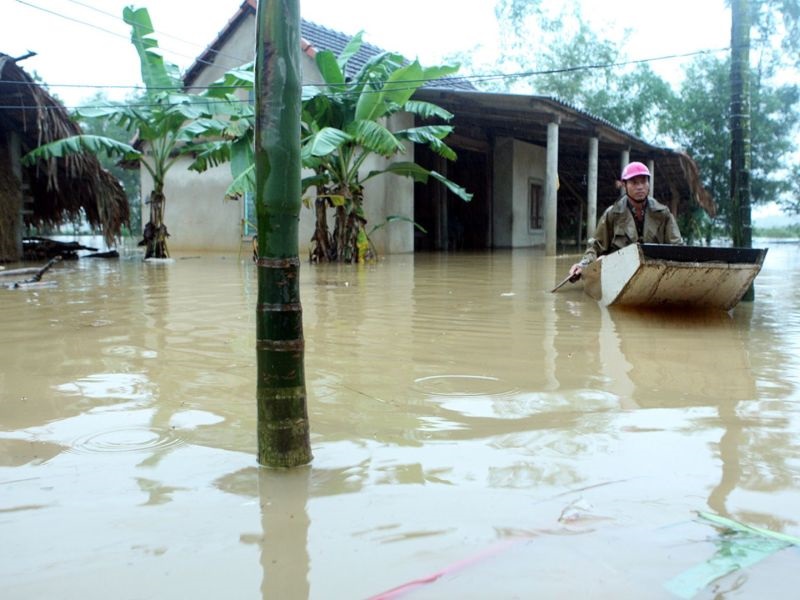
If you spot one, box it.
[5,0,740,113]
[61,0,250,64]
[14,0,250,72]
[0,45,733,112]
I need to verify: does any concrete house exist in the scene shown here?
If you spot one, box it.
[150,0,712,257]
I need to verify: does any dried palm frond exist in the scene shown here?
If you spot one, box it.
[0,53,129,258]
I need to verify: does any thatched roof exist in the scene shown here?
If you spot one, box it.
[0,52,128,255]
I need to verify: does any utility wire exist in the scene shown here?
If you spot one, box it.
[0,45,733,112]
[61,0,250,64]
[12,0,740,106]
[7,0,740,113]
[16,0,130,42]
[14,0,249,72]
[438,46,732,86]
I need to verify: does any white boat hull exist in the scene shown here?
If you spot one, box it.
[582,244,768,310]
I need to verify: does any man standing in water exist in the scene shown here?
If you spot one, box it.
[568,161,683,278]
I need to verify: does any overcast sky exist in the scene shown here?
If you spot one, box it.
[5,0,733,106]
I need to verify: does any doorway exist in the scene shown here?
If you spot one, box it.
[413,145,491,251]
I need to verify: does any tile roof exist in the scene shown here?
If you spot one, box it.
[300,21,475,91]
[182,0,474,91]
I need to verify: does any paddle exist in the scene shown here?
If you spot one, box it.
[550,272,580,293]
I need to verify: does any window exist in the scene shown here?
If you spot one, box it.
[529,180,543,230]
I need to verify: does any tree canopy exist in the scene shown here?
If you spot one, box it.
[451,0,800,227]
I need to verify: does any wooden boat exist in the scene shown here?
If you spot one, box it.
[580,243,768,310]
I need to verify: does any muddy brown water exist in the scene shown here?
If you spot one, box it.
[2,243,800,599]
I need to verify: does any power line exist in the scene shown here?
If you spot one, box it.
[0,44,733,112]
[9,0,745,114]
[16,0,130,42]
[447,46,733,86]
[14,0,250,72]
[60,0,250,65]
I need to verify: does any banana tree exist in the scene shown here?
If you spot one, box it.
[301,34,472,262]
[22,7,246,259]
[213,34,472,263]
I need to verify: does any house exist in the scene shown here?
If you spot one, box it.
[152,0,713,257]
[410,89,714,254]
[0,53,129,263]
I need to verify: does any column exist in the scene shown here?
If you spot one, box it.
[587,137,599,239]
[545,120,559,256]
[434,153,447,250]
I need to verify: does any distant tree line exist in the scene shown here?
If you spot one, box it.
[753,223,800,238]
[451,0,800,241]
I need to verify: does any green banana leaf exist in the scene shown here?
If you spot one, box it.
[22,135,140,164]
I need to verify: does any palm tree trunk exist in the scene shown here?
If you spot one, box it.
[254,0,312,467]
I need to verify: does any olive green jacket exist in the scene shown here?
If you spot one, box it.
[578,195,683,266]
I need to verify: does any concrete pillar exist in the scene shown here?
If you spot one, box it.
[587,137,599,238]
[433,153,447,250]
[438,185,448,250]
[545,121,559,256]
[620,148,630,178]
[647,158,656,198]
[491,138,513,248]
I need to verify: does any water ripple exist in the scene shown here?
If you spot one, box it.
[413,374,518,397]
[66,426,184,455]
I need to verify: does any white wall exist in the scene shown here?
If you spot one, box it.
[140,160,242,253]
[190,18,257,89]
[492,137,547,248]
[364,112,415,255]
[512,139,547,247]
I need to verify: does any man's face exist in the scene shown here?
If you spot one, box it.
[624,175,650,202]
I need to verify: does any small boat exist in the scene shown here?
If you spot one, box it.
[580,243,768,310]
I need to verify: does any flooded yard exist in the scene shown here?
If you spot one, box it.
[2,243,800,599]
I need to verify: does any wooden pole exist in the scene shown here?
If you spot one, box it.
[730,0,754,300]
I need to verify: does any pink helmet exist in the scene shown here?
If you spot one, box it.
[621,161,651,181]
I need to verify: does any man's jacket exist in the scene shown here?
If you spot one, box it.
[579,195,683,266]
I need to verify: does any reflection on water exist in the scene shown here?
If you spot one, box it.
[2,245,800,598]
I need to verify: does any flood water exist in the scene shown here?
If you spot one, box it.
[2,242,800,599]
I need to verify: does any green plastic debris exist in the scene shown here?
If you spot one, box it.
[664,511,799,599]
[697,511,800,546]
